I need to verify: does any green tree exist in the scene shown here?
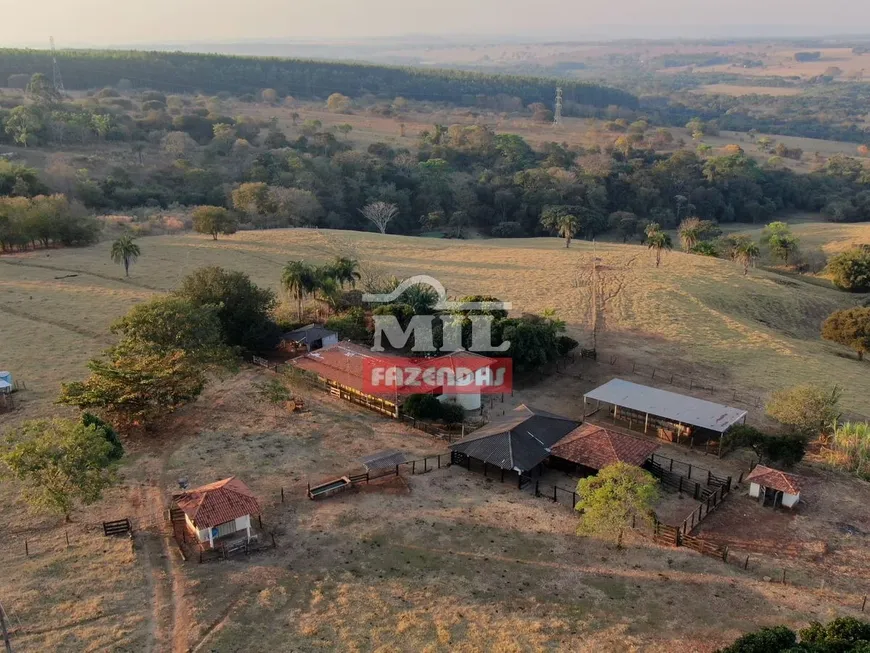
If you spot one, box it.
[608,211,640,243]
[822,307,870,361]
[827,248,870,292]
[574,462,659,547]
[191,205,237,240]
[336,123,353,139]
[724,425,807,467]
[81,413,124,461]
[540,206,579,248]
[0,418,117,520]
[644,222,673,267]
[766,384,841,438]
[175,266,280,351]
[281,260,319,322]
[761,221,800,265]
[109,296,236,369]
[677,217,720,252]
[5,106,43,147]
[27,73,61,105]
[110,235,141,277]
[59,346,207,429]
[325,256,361,289]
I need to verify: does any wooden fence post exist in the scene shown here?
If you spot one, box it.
[678,476,683,494]
[781,569,786,584]
[281,487,284,503]
[535,481,540,497]
[553,485,558,503]
[65,530,70,547]
[412,460,416,475]
[744,555,749,569]
[423,458,427,473]
[24,540,28,557]
[863,596,867,612]
[573,492,578,508]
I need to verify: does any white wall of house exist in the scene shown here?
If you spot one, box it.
[749,482,761,498]
[186,513,252,548]
[781,492,800,508]
[438,392,480,411]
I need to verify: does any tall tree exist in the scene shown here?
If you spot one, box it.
[733,238,760,275]
[540,206,579,248]
[360,201,399,235]
[110,235,141,277]
[0,418,117,520]
[644,223,672,268]
[762,221,800,265]
[281,260,319,322]
[574,462,659,548]
[175,267,279,351]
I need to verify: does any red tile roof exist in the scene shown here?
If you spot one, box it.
[174,477,261,529]
[745,465,803,495]
[550,423,660,470]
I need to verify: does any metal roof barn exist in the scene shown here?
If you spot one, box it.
[583,379,747,434]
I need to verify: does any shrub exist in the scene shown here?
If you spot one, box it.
[822,307,870,361]
[325,308,369,342]
[557,335,579,356]
[690,241,719,257]
[827,248,870,292]
[81,412,124,461]
[440,402,466,425]
[724,425,807,467]
[766,384,841,438]
[716,625,796,652]
[402,394,445,421]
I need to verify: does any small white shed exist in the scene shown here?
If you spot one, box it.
[745,465,802,509]
[173,477,261,549]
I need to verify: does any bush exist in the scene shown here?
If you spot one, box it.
[402,394,445,421]
[724,425,807,467]
[827,248,870,292]
[822,307,870,361]
[557,335,579,356]
[716,625,796,652]
[325,308,369,342]
[491,221,526,238]
[690,241,720,257]
[440,402,466,425]
[81,412,124,461]
[766,384,841,438]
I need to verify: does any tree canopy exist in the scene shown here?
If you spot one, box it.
[822,307,870,361]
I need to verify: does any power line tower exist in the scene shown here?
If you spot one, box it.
[50,37,65,95]
[553,86,563,126]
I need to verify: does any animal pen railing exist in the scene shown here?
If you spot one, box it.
[648,453,730,489]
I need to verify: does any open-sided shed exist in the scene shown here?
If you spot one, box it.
[583,379,747,449]
[549,423,660,475]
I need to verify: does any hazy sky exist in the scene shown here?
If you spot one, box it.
[2,0,870,47]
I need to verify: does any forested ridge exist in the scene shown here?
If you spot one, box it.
[0,49,638,109]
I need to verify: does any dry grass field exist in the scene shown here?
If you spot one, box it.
[691,85,805,97]
[2,227,870,651]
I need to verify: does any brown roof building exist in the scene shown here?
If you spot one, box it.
[745,465,802,495]
[174,477,261,530]
[550,424,660,471]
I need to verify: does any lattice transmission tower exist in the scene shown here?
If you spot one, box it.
[553,86,563,126]
[50,37,65,95]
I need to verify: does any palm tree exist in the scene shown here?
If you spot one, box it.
[328,257,361,289]
[734,240,760,275]
[645,223,672,268]
[677,217,703,252]
[541,208,579,248]
[111,236,141,277]
[281,260,318,322]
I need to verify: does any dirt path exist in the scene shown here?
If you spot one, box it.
[131,454,191,653]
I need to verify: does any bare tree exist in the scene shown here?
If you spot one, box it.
[572,247,638,352]
[360,201,399,235]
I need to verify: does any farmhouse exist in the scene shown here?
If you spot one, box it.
[290,342,497,418]
[450,404,580,477]
[172,477,261,550]
[583,379,747,450]
[549,423,660,476]
[280,324,339,352]
[290,341,403,417]
[745,465,803,508]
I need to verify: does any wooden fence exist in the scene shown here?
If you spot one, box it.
[648,453,729,488]
[652,521,729,561]
[646,461,712,500]
[102,518,132,537]
[677,482,731,537]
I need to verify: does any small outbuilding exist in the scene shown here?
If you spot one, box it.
[281,324,339,352]
[549,423,660,475]
[745,465,802,508]
[430,351,497,411]
[173,477,262,549]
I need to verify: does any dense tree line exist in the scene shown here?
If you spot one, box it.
[0,193,99,251]
[0,49,638,110]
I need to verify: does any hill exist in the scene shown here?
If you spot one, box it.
[1,227,867,420]
[0,48,638,109]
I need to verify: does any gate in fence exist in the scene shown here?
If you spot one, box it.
[103,518,132,537]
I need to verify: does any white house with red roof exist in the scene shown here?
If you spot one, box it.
[745,465,803,508]
[173,477,261,549]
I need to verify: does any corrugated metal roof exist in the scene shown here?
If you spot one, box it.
[359,449,408,470]
[583,379,747,433]
[450,405,580,472]
[283,324,338,345]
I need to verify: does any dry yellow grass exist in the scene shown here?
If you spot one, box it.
[1,225,868,422]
